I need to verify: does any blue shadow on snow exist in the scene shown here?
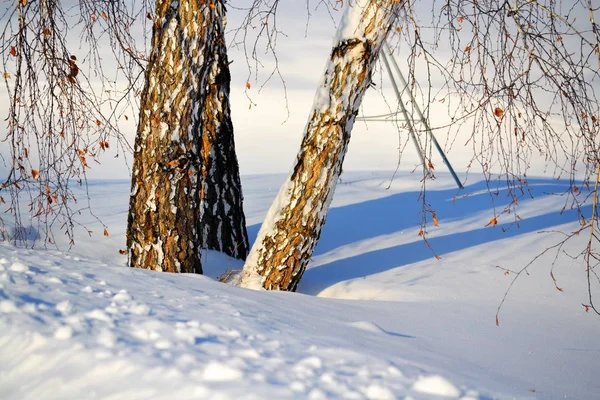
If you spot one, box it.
[292,178,586,295]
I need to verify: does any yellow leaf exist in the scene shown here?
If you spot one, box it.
[101,11,108,19]
[31,169,39,180]
[245,81,251,89]
[464,45,471,52]
[583,304,590,313]
[486,217,498,226]
[494,107,504,118]
[95,119,102,126]
[3,72,10,79]
[104,228,109,236]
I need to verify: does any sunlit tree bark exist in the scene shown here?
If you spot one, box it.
[127,0,248,273]
[239,0,401,290]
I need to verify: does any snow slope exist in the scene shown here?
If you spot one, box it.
[1,171,599,399]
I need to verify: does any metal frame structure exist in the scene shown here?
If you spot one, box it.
[357,44,464,190]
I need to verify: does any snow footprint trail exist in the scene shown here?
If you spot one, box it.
[0,243,480,399]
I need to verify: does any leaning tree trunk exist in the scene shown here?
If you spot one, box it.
[239,0,401,290]
[127,0,248,273]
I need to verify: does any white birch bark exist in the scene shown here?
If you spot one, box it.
[239,0,402,290]
[127,0,248,273]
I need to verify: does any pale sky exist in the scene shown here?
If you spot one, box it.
[1,0,597,183]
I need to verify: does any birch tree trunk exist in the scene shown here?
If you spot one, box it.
[198,8,249,261]
[239,0,401,290]
[127,0,248,273]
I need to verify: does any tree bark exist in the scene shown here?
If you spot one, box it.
[239,0,401,290]
[127,0,248,273]
[199,36,249,260]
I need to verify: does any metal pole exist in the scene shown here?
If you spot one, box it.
[384,44,464,190]
[380,50,430,175]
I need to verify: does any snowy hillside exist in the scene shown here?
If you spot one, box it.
[1,171,599,399]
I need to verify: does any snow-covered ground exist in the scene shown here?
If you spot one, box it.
[1,171,599,399]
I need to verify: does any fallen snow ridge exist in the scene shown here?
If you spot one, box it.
[1,172,599,399]
[0,247,471,400]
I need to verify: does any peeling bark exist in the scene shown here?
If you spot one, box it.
[240,0,401,290]
[127,0,248,273]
